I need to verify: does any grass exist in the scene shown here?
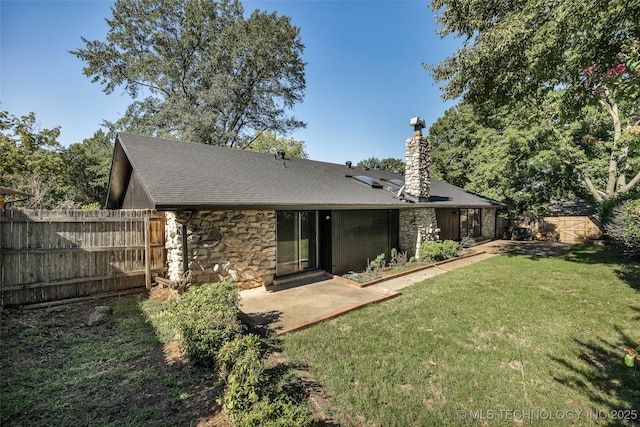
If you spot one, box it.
[2,243,638,426]
[282,244,640,426]
[0,296,225,427]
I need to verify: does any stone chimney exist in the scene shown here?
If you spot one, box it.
[404,117,430,202]
[399,117,439,258]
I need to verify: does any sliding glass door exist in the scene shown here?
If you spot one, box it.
[276,211,318,276]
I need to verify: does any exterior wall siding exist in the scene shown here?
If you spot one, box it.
[166,210,276,290]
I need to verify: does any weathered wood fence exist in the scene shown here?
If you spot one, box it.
[504,215,602,243]
[1,210,166,307]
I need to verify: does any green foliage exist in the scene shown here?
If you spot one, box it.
[417,240,460,263]
[429,102,587,214]
[366,253,386,275]
[72,0,306,147]
[247,131,309,159]
[356,157,405,172]
[389,248,408,267]
[427,0,640,202]
[1,110,114,209]
[0,110,65,208]
[62,130,113,208]
[219,334,313,427]
[165,279,241,367]
[230,396,314,427]
[219,335,265,413]
[604,198,640,258]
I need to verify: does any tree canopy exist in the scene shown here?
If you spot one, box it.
[428,0,640,203]
[1,111,64,208]
[72,0,306,147]
[1,110,112,209]
[429,103,584,215]
[356,157,405,172]
[247,131,308,159]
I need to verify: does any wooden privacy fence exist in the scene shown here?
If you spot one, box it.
[509,215,602,243]
[536,216,602,243]
[1,209,166,307]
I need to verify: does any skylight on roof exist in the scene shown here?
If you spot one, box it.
[352,175,383,188]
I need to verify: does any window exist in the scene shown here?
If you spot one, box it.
[460,208,481,238]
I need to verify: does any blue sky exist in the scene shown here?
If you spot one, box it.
[1,0,460,164]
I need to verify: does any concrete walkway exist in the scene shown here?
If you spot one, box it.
[239,240,570,335]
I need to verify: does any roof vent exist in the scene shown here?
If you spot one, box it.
[346,161,352,168]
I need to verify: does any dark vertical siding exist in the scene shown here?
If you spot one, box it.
[331,210,399,275]
[319,210,332,273]
[436,209,460,241]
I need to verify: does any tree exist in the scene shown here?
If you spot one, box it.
[72,0,306,148]
[63,130,114,208]
[0,111,65,208]
[247,131,308,159]
[428,103,584,214]
[428,0,640,202]
[357,157,405,172]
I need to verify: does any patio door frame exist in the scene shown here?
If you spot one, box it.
[275,211,319,277]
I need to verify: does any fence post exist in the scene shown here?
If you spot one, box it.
[144,216,152,290]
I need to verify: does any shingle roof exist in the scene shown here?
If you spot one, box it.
[106,133,505,210]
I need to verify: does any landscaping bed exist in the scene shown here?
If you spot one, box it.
[339,251,484,287]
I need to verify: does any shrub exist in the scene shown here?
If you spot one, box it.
[366,253,386,275]
[231,396,314,427]
[418,240,461,263]
[220,335,313,427]
[605,198,640,258]
[166,278,241,367]
[389,248,408,266]
[220,335,265,414]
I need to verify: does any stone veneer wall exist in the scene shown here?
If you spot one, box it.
[481,208,497,240]
[404,135,431,201]
[399,208,439,258]
[165,210,276,290]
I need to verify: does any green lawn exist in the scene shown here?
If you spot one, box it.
[0,296,224,427]
[282,244,640,426]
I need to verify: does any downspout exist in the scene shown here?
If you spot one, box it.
[181,210,198,275]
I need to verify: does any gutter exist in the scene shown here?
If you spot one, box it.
[180,210,198,275]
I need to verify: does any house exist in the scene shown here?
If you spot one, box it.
[106,119,504,289]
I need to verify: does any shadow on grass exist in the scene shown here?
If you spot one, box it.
[497,240,573,261]
[549,327,640,415]
[562,243,640,292]
[0,295,227,427]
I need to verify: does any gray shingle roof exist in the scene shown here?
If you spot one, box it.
[107,133,504,210]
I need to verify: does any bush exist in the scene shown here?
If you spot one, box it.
[231,396,314,427]
[605,198,640,258]
[167,278,241,367]
[220,335,313,427]
[220,335,265,414]
[418,240,460,263]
